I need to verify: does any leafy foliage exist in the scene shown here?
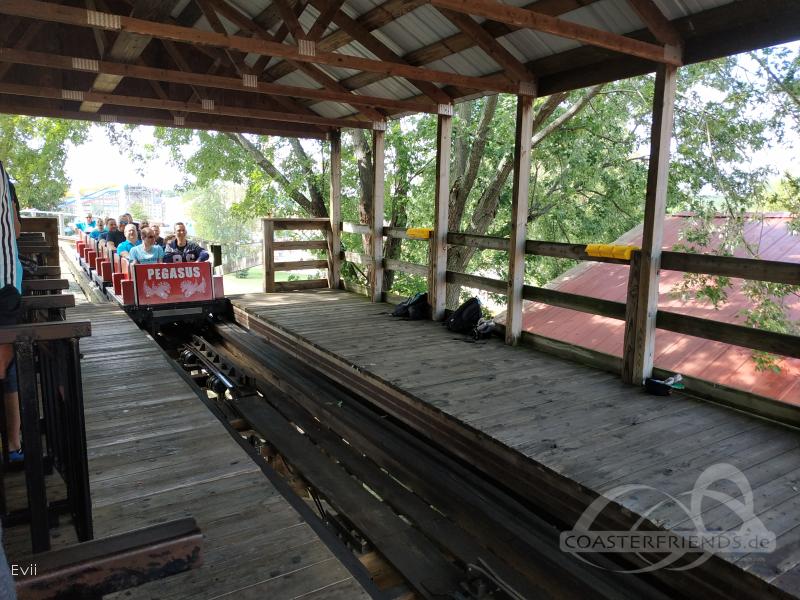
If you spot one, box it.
[134,46,799,371]
[127,201,148,221]
[0,115,88,210]
[183,182,256,244]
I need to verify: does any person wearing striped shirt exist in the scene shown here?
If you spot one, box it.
[0,161,22,376]
[0,162,23,466]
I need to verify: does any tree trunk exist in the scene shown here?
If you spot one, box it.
[228,132,327,217]
[444,85,604,309]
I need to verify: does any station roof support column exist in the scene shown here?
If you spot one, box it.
[505,91,536,346]
[430,112,453,321]
[622,64,678,384]
[369,125,386,303]
[327,130,342,290]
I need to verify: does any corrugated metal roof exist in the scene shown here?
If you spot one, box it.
[308,100,358,118]
[171,0,782,121]
[517,215,800,404]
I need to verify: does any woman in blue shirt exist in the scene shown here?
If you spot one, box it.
[129,227,165,264]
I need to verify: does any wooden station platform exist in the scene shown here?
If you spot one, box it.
[27,303,372,600]
[231,289,800,599]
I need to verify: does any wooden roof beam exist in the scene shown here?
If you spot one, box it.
[0,20,43,80]
[0,47,440,114]
[434,6,536,88]
[429,0,681,66]
[0,80,374,129]
[625,0,682,47]
[315,0,600,100]
[0,0,622,93]
[272,0,306,40]
[78,0,182,113]
[318,2,455,105]
[160,39,211,101]
[267,0,426,82]
[207,0,385,122]
[434,0,798,103]
[0,97,329,138]
[161,27,314,119]
[84,0,109,59]
[306,0,346,42]
[263,0,594,86]
[196,0,252,76]
[250,1,307,74]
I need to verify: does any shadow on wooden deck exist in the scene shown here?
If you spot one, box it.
[231,289,800,599]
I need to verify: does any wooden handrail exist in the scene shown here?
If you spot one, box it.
[343,251,369,266]
[447,232,800,284]
[16,518,202,599]
[660,251,800,286]
[446,271,506,294]
[447,232,508,251]
[342,222,434,241]
[263,217,331,231]
[20,295,75,311]
[274,279,328,292]
[656,311,800,358]
[273,240,328,251]
[0,321,91,344]
[342,221,370,235]
[384,258,428,277]
[22,278,69,292]
[273,259,329,271]
[447,233,631,265]
[522,285,626,320]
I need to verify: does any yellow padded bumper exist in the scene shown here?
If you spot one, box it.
[584,243,639,260]
[406,227,433,240]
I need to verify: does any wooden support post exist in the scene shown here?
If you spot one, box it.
[327,130,342,290]
[370,128,385,303]
[622,250,642,383]
[505,93,535,346]
[429,113,452,320]
[16,340,49,553]
[210,244,222,274]
[622,64,677,384]
[262,218,275,293]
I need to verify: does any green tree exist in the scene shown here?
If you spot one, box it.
[666,49,800,371]
[140,48,794,308]
[127,201,148,222]
[184,183,255,243]
[0,115,89,210]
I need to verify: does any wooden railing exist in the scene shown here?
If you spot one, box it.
[444,233,800,358]
[266,219,800,414]
[262,218,335,293]
[341,221,432,286]
[2,218,93,553]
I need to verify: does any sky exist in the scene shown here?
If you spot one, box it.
[62,44,799,197]
[63,126,187,195]
[63,118,798,198]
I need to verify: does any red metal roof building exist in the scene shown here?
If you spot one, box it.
[520,214,800,404]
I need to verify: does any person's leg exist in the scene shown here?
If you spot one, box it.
[3,360,20,455]
[4,391,20,453]
[0,285,21,379]
[0,346,11,380]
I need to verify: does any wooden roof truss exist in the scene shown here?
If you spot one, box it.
[0,0,796,137]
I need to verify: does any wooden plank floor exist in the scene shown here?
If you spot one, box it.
[232,289,800,598]
[44,303,371,600]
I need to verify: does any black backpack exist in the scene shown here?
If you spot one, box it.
[446,297,482,333]
[392,292,430,320]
